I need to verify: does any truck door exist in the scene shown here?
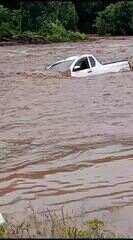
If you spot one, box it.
[71,56,92,77]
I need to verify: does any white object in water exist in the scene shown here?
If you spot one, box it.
[0,213,5,225]
[48,54,132,77]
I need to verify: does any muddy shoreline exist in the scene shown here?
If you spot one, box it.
[0,35,132,46]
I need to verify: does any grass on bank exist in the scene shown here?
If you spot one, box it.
[0,207,123,238]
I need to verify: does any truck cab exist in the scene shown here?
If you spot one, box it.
[70,54,101,77]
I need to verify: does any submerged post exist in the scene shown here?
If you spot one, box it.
[128,56,133,71]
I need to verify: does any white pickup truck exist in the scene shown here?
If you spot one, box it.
[48,54,132,77]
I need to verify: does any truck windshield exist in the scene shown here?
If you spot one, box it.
[49,60,74,72]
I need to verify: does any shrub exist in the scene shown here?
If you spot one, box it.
[12,31,48,44]
[39,21,68,41]
[67,31,86,41]
[58,2,78,31]
[0,5,13,40]
[96,1,133,35]
[40,21,86,42]
[0,5,11,22]
[0,208,116,239]
[0,23,13,40]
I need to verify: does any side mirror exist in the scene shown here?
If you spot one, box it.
[73,65,80,71]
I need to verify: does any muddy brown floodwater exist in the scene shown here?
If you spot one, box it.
[0,37,133,234]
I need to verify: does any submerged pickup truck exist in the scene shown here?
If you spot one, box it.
[48,54,133,77]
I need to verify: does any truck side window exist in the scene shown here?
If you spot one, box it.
[73,57,90,71]
[89,56,96,67]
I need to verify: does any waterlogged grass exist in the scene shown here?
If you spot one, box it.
[11,30,87,44]
[0,218,111,239]
[0,207,121,238]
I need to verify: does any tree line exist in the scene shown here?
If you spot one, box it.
[0,1,133,42]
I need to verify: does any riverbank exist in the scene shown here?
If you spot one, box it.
[0,35,132,46]
[0,31,88,46]
[0,209,124,238]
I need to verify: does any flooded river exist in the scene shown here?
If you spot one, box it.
[0,37,133,234]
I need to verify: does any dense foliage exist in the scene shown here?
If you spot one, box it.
[0,2,86,42]
[0,1,132,42]
[96,1,133,35]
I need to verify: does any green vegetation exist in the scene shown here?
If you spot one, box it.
[0,1,132,43]
[0,208,119,238]
[0,2,86,43]
[96,1,133,35]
